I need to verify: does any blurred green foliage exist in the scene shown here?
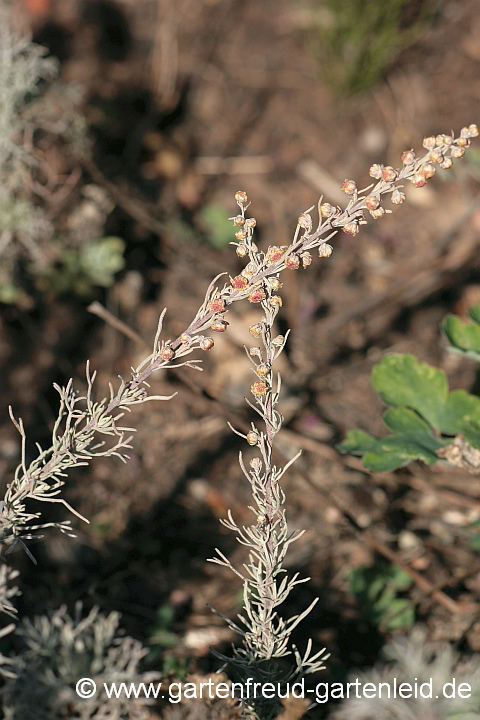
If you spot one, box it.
[349,562,415,629]
[200,203,234,248]
[42,237,126,297]
[300,0,440,94]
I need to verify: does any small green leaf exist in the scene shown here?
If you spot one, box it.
[443,390,480,448]
[443,313,480,355]
[372,354,448,429]
[337,429,377,454]
[383,407,433,434]
[469,305,480,323]
[384,599,415,629]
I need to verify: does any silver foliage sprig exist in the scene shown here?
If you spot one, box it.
[0,310,211,555]
[208,195,329,718]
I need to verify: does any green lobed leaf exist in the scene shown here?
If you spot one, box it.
[372,354,448,429]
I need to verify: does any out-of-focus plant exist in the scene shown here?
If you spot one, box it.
[348,562,415,630]
[329,627,480,720]
[2,604,159,720]
[0,5,124,304]
[298,0,439,95]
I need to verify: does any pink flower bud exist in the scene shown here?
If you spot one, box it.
[411,172,426,188]
[286,254,300,269]
[251,380,268,397]
[341,179,357,195]
[211,298,225,313]
[232,275,249,290]
[401,150,415,164]
[343,221,359,236]
[248,288,266,303]
[212,320,228,332]
[422,163,436,179]
[235,191,248,204]
[200,337,214,350]
[365,195,380,210]
[382,166,397,182]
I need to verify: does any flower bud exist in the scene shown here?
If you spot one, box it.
[318,242,333,258]
[256,364,269,377]
[249,323,263,338]
[301,251,312,268]
[250,459,262,473]
[451,146,465,159]
[436,134,449,146]
[268,277,282,291]
[286,253,300,269]
[422,163,436,179]
[369,164,383,179]
[382,166,397,182]
[269,295,283,307]
[391,189,405,205]
[456,136,470,148]
[236,244,248,258]
[244,218,256,229]
[401,149,415,164]
[365,195,380,210]
[251,380,268,397]
[256,513,266,523]
[248,288,266,303]
[232,275,249,290]
[266,246,286,263]
[423,136,436,149]
[341,179,357,194]
[162,346,175,361]
[430,150,444,164]
[468,124,479,137]
[247,431,259,446]
[211,298,225,313]
[369,207,385,219]
[298,212,312,229]
[232,215,244,226]
[411,172,427,188]
[441,157,453,169]
[235,229,246,241]
[272,335,285,347]
[343,221,359,236]
[235,190,248,204]
[320,202,336,217]
[243,262,257,277]
[180,333,191,344]
[250,346,262,357]
[212,320,228,332]
[200,337,214,350]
